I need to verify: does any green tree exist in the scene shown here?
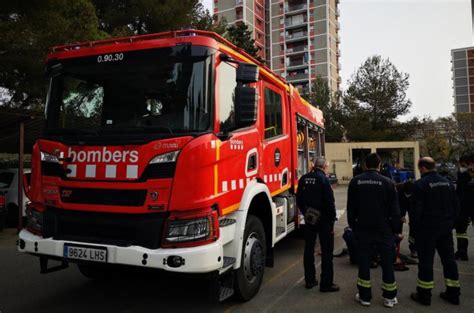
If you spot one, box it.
[346,55,411,132]
[190,2,227,35]
[225,23,262,61]
[92,0,199,36]
[0,0,103,108]
[303,76,344,142]
[453,113,474,152]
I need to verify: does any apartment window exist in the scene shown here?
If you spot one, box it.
[219,62,237,132]
[453,51,466,60]
[264,88,283,139]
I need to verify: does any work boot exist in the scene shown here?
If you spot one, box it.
[355,293,371,306]
[383,297,399,308]
[454,251,468,261]
[305,280,318,289]
[440,292,460,305]
[410,292,430,306]
[320,283,340,292]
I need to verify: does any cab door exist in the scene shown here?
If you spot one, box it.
[261,82,290,195]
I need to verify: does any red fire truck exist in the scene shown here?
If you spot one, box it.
[18,30,325,301]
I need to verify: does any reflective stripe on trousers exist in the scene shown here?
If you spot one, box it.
[417,279,434,289]
[445,278,460,288]
[357,277,371,288]
[382,281,397,291]
[456,233,468,239]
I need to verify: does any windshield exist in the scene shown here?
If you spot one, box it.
[45,45,213,138]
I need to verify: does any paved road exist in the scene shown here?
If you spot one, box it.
[1,186,473,313]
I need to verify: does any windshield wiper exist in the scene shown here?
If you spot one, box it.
[99,126,174,135]
[140,126,173,134]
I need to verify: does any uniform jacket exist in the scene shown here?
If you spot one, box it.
[296,169,336,223]
[347,170,400,233]
[457,171,474,219]
[413,171,459,231]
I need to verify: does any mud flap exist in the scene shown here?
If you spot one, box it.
[39,256,69,274]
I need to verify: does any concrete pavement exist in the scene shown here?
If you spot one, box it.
[0,185,473,313]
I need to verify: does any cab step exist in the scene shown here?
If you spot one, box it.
[209,270,235,302]
[223,256,236,268]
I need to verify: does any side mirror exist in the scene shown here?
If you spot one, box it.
[235,86,258,127]
[236,63,259,83]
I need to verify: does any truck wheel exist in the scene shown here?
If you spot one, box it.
[234,215,266,301]
[77,263,111,279]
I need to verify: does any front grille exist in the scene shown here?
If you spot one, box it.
[43,208,168,249]
[60,188,147,206]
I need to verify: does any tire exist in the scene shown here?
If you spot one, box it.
[234,215,266,301]
[6,204,18,228]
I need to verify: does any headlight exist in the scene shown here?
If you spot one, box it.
[26,206,43,235]
[149,151,180,164]
[40,151,59,163]
[162,211,219,247]
[165,217,210,243]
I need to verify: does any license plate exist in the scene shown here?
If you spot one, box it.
[63,244,107,263]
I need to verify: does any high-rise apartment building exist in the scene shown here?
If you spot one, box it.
[451,47,474,113]
[214,0,341,95]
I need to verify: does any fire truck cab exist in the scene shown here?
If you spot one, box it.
[18,30,325,301]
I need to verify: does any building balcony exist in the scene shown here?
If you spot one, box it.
[286,45,308,55]
[286,61,309,70]
[285,3,307,14]
[286,72,309,81]
[285,31,308,42]
[336,8,340,17]
[285,19,308,30]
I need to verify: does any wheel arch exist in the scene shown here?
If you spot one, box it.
[228,180,274,270]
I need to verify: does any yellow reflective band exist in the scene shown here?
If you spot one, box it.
[456,233,468,239]
[445,279,460,288]
[417,279,434,289]
[382,282,398,291]
[357,278,371,288]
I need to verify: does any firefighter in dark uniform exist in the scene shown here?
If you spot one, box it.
[410,157,461,306]
[398,180,417,258]
[455,154,474,261]
[347,153,400,308]
[297,157,339,292]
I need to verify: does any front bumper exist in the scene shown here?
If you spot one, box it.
[18,229,224,273]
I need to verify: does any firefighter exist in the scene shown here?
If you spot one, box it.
[297,157,339,292]
[395,180,417,263]
[454,153,474,261]
[410,157,461,306]
[347,153,400,308]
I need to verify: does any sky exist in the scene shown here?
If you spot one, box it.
[203,0,472,120]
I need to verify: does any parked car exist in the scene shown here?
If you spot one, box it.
[0,193,6,231]
[0,169,30,227]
